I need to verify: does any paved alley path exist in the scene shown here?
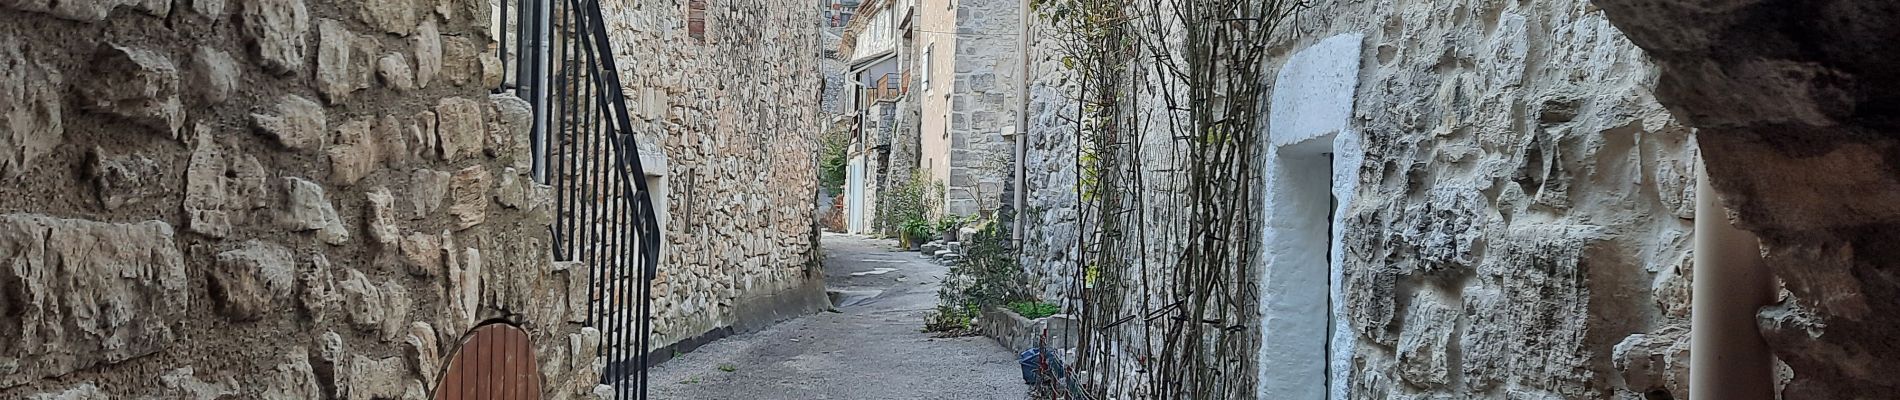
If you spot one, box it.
[648,234,1027,400]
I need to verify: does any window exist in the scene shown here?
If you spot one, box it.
[922,42,933,92]
[687,0,706,41]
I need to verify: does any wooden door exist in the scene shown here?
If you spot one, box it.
[434,324,543,400]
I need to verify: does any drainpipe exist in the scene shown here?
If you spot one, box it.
[1690,156,1777,400]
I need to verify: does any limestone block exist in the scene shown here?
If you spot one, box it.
[1395,288,1459,388]
[489,94,530,162]
[435,97,485,160]
[1460,224,1608,395]
[88,147,164,210]
[1612,324,1690,399]
[378,53,417,91]
[381,281,412,341]
[25,0,167,21]
[408,110,438,160]
[211,240,297,321]
[344,355,406,400]
[316,19,373,104]
[313,331,345,388]
[258,349,324,400]
[559,261,587,323]
[479,51,502,88]
[240,0,309,74]
[402,322,440,384]
[377,114,413,167]
[446,247,482,333]
[439,35,476,87]
[495,167,527,209]
[328,118,380,185]
[356,0,414,36]
[409,168,451,219]
[79,43,183,139]
[155,367,239,399]
[252,94,328,152]
[188,0,223,18]
[366,187,401,246]
[338,268,386,333]
[0,35,62,178]
[22,383,106,400]
[0,215,186,388]
[399,230,445,276]
[281,177,350,244]
[191,46,239,104]
[300,252,339,321]
[447,165,491,229]
[184,130,234,237]
[412,20,440,89]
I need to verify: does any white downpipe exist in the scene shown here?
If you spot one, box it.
[1689,155,1777,400]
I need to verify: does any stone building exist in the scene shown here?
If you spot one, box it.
[601,0,829,363]
[1013,0,1900,399]
[0,0,824,398]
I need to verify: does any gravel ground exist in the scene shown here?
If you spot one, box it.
[647,233,1028,400]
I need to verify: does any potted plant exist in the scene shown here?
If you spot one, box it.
[937,217,962,242]
[900,218,933,251]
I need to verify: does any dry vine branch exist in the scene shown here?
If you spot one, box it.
[1034,0,1308,398]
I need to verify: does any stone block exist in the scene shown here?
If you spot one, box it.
[211,240,298,321]
[398,230,445,277]
[155,367,239,399]
[402,322,439,384]
[327,118,379,185]
[439,35,476,87]
[281,177,350,244]
[366,187,400,245]
[87,147,164,210]
[409,168,451,219]
[1395,288,1458,388]
[412,20,440,89]
[378,53,416,91]
[240,0,309,74]
[343,355,405,400]
[21,382,105,400]
[356,0,414,36]
[435,97,485,160]
[338,268,385,333]
[316,19,373,104]
[1612,324,1690,399]
[447,165,491,229]
[0,215,186,388]
[189,0,223,18]
[79,43,183,139]
[252,94,328,152]
[0,35,62,178]
[259,349,324,400]
[191,46,239,104]
[300,252,339,321]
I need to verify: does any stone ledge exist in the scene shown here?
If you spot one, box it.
[978,307,1077,355]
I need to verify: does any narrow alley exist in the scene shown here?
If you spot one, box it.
[648,234,1026,399]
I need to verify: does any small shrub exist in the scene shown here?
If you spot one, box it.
[1006,300,1061,320]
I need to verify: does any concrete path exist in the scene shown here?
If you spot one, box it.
[648,233,1027,400]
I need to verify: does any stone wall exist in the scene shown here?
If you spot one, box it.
[602,0,829,355]
[1016,0,1701,398]
[1017,12,1082,303]
[0,0,604,398]
[943,0,1022,216]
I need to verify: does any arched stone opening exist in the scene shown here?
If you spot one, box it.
[1257,33,1364,400]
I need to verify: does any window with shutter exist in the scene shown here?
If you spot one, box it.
[687,0,707,41]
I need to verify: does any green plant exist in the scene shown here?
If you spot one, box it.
[1006,300,1061,320]
[900,218,934,244]
[923,302,981,335]
[878,171,944,236]
[817,126,851,194]
[716,363,737,373]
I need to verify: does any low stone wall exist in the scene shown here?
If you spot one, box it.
[979,308,1080,356]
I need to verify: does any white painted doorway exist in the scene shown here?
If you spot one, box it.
[1257,34,1363,400]
[845,156,867,234]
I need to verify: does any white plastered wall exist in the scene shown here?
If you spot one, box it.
[1256,33,1363,400]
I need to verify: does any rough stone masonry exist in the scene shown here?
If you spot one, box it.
[0,0,600,397]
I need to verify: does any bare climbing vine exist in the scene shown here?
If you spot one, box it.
[1033,0,1308,398]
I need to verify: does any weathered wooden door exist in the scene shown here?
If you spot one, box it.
[434,324,543,399]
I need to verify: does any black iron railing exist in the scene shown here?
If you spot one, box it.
[506,0,661,398]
